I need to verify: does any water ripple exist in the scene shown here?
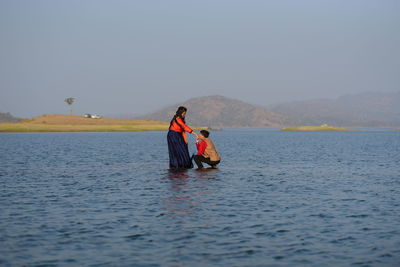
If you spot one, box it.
[0,130,399,266]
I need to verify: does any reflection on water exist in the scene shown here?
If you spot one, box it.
[161,169,222,264]
[165,168,220,180]
[164,170,193,218]
[165,169,191,180]
[162,169,220,220]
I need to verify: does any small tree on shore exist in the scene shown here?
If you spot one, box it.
[64,98,75,114]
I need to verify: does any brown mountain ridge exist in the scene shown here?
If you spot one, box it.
[138,95,289,128]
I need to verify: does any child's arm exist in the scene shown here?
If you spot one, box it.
[196,140,207,156]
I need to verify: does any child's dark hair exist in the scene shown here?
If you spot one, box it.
[200,130,210,138]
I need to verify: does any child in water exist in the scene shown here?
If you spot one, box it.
[194,130,221,170]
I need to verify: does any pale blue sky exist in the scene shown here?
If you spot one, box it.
[0,0,399,117]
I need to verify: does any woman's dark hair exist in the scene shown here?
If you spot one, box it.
[200,130,210,138]
[170,106,188,125]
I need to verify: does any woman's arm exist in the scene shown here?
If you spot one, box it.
[176,117,195,134]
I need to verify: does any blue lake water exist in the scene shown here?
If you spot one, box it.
[0,129,399,266]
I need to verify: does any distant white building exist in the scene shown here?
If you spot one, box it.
[84,114,102,119]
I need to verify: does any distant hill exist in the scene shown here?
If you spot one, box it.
[271,91,400,127]
[0,112,21,122]
[138,95,288,128]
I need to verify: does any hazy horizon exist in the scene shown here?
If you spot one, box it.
[1,0,399,118]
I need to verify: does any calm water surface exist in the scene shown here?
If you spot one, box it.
[0,129,399,266]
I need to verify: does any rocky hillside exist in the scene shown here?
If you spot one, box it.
[139,95,289,128]
[271,91,400,127]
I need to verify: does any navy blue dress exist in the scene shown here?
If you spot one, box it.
[167,130,193,169]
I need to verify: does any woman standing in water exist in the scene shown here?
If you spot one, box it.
[168,106,197,169]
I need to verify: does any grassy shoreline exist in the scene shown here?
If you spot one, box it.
[0,114,213,133]
[0,123,171,132]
